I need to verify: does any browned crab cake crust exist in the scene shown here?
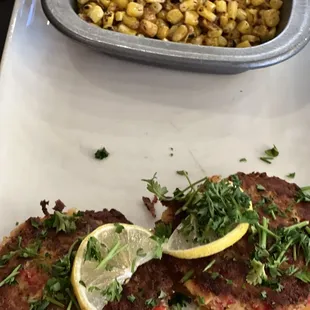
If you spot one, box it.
[160,172,310,310]
[0,208,131,310]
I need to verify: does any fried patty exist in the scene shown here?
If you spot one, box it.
[0,207,132,310]
[160,172,310,310]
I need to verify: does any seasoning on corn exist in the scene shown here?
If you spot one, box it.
[77,0,283,47]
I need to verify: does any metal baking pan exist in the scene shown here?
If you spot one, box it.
[41,0,310,74]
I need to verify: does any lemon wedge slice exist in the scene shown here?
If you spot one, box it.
[71,223,157,310]
[163,200,253,259]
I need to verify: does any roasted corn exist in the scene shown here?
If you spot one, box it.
[78,0,282,47]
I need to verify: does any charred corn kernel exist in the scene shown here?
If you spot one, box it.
[237,20,251,34]
[83,2,95,13]
[167,24,179,39]
[226,28,240,39]
[218,35,227,46]
[137,0,146,5]
[145,0,165,2]
[223,20,236,32]
[237,40,251,47]
[251,0,264,6]
[115,11,125,21]
[126,2,144,18]
[157,10,167,19]
[164,0,175,10]
[156,18,168,27]
[270,0,283,9]
[150,2,162,13]
[227,39,234,46]
[191,34,204,44]
[205,1,216,12]
[215,0,227,13]
[193,25,202,36]
[246,9,258,24]
[184,11,199,26]
[267,26,276,39]
[78,0,89,4]
[167,9,184,24]
[220,13,229,27]
[143,7,157,22]
[263,9,280,27]
[103,11,114,28]
[208,28,223,37]
[227,1,238,19]
[241,34,259,42]
[156,25,169,39]
[172,25,188,41]
[86,5,104,23]
[107,2,117,12]
[237,8,247,20]
[78,13,88,21]
[197,6,217,21]
[118,23,137,35]
[180,0,198,12]
[253,24,268,38]
[204,37,218,46]
[113,0,128,9]
[123,13,140,29]
[140,19,158,36]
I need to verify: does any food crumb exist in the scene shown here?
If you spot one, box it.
[142,196,156,218]
[94,147,109,160]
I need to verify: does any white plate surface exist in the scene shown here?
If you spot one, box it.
[0,0,310,240]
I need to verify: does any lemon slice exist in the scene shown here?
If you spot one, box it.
[71,223,157,310]
[163,200,253,259]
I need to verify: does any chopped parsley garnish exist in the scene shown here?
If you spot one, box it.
[154,222,172,240]
[114,223,125,234]
[197,296,205,305]
[31,218,40,229]
[102,279,123,302]
[260,291,267,300]
[142,173,169,201]
[264,145,279,157]
[203,259,216,272]
[29,299,50,310]
[239,158,247,162]
[145,298,157,307]
[260,145,279,164]
[246,259,267,286]
[296,186,310,202]
[84,236,102,262]
[158,290,167,299]
[226,279,233,285]
[136,248,146,257]
[97,240,128,270]
[180,269,194,283]
[169,293,191,310]
[256,184,266,191]
[0,264,21,287]
[94,147,109,160]
[286,173,295,179]
[44,211,79,234]
[211,272,220,279]
[127,294,136,302]
[260,157,273,164]
[294,269,310,283]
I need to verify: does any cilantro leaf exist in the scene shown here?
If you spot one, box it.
[127,294,136,302]
[256,184,266,191]
[84,236,102,262]
[246,259,267,286]
[0,264,21,287]
[286,173,295,179]
[294,270,310,283]
[142,173,169,201]
[180,270,194,283]
[239,158,247,162]
[114,223,124,234]
[145,298,157,308]
[101,279,123,302]
[264,145,279,157]
[44,211,78,234]
[260,157,273,164]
